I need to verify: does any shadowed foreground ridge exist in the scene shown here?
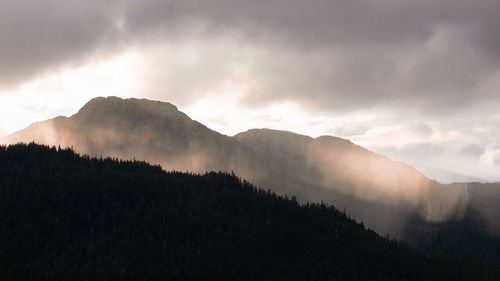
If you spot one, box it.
[0,144,499,281]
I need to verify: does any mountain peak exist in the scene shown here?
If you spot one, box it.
[73,96,181,120]
[315,135,353,145]
[235,128,315,144]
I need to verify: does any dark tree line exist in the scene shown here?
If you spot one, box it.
[0,143,499,281]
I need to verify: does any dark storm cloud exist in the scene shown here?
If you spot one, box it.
[0,0,120,88]
[2,0,500,112]
[122,0,499,52]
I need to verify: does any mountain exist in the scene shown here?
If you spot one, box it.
[0,96,272,186]
[234,129,470,234]
[1,97,441,236]
[1,143,498,281]
[233,130,500,260]
[1,96,498,258]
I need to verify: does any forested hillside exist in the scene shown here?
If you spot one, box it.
[0,143,499,281]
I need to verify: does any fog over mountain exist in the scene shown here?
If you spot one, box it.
[3,96,498,247]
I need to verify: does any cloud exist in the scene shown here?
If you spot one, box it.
[495,155,500,167]
[0,0,122,89]
[121,0,500,52]
[2,0,500,110]
[460,144,485,159]
[2,0,500,183]
[124,0,500,114]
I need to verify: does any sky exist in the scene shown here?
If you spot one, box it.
[1,0,499,183]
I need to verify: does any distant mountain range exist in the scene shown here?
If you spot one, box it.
[2,96,500,260]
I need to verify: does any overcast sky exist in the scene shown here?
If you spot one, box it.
[1,0,499,183]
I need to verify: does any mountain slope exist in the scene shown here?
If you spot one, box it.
[234,129,500,260]
[234,129,470,234]
[0,143,498,281]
